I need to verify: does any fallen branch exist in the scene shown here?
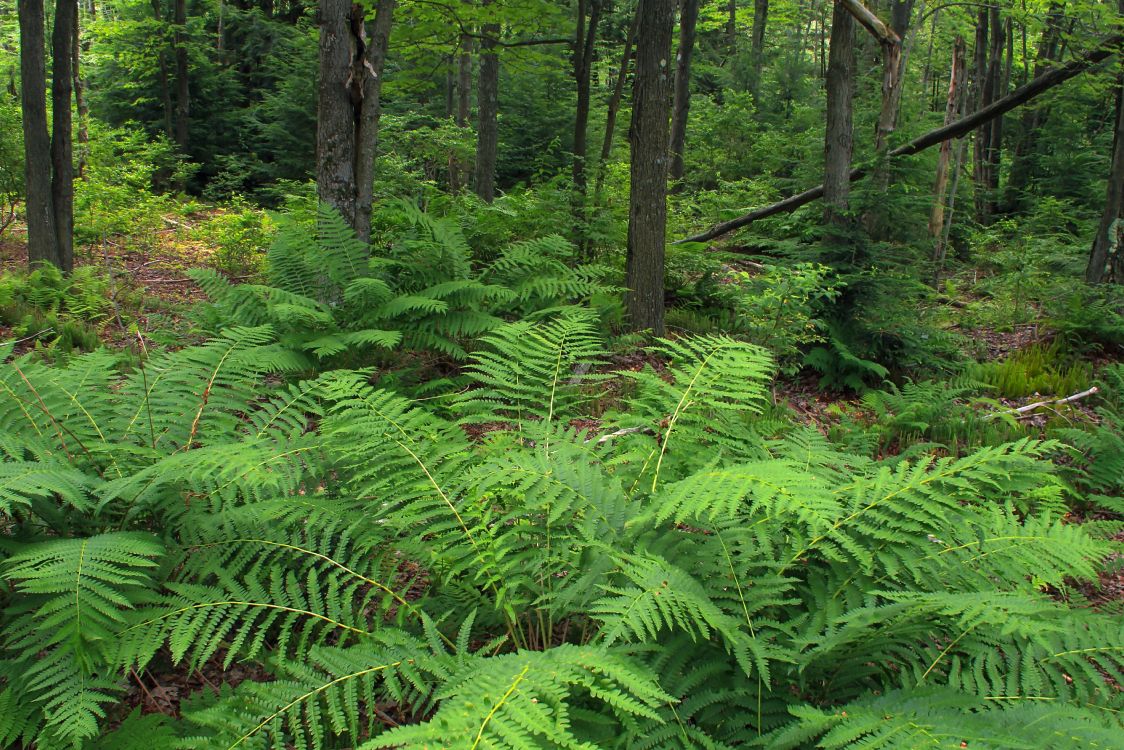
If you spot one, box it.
[588,425,656,444]
[985,387,1099,421]
[676,33,1122,245]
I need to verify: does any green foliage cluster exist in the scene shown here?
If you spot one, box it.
[969,342,1093,400]
[0,309,1120,748]
[187,199,275,276]
[193,203,615,366]
[0,264,117,355]
[0,95,22,236]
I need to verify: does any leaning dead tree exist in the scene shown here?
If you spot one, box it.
[677,32,1123,246]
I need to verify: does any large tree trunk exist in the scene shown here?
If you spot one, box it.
[317,0,359,225]
[668,0,699,188]
[473,0,500,203]
[173,0,189,160]
[316,0,395,239]
[572,0,603,231]
[676,32,1123,244]
[51,0,75,271]
[18,0,60,269]
[930,35,966,240]
[625,0,675,334]
[749,0,768,96]
[823,0,855,236]
[449,33,472,193]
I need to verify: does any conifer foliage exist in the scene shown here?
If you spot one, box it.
[0,311,1121,748]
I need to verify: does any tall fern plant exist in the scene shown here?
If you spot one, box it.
[0,314,1121,748]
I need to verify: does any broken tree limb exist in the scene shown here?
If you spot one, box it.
[840,0,900,46]
[984,386,1099,420]
[676,33,1123,246]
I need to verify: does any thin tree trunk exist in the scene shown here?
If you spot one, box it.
[625,0,675,334]
[352,0,395,241]
[983,6,1005,218]
[931,35,965,239]
[51,0,75,271]
[151,0,174,140]
[971,7,990,223]
[935,136,968,283]
[72,0,90,179]
[749,0,768,96]
[449,33,471,193]
[823,0,855,236]
[920,7,938,107]
[572,0,603,229]
[1087,20,1124,282]
[726,0,737,55]
[473,0,499,203]
[18,0,60,268]
[668,0,699,189]
[676,32,1123,244]
[593,5,638,202]
[173,0,189,163]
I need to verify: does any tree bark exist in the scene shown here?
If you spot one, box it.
[625,0,675,334]
[51,0,75,271]
[749,0,768,96]
[726,0,737,55]
[18,0,60,269]
[930,35,965,240]
[449,33,472,193]
[668,0,699,188]
[676,32,1123,244]
[473,0,499,203]
[823,0,855,236]
[173,0,189,160]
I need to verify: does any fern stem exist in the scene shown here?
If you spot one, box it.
[470,664,529,750]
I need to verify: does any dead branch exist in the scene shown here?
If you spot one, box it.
[985,386,1099,420]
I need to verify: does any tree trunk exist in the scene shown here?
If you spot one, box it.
[352,0,395,241]
[971,8,989,222]
[676,31,1123,244]
[594,5,639,200]
[668,0,699,189]
[18,0,60,269]
[51,0,75,271]
[749,0,768,96]
[449,33,471,193]
[983,7,1005,217]
[1004,1,1064,212]
[317,0,359,225]
[151,0,174,140]
[823,0,855,236]
[625,0,675,334]
[726,0,737,55]
[572,0,603,233]
[173,0,189,163]
[72,0,90,179]
[1087,49,1124,282]
[930,35,965,240]
[473,0,500,203]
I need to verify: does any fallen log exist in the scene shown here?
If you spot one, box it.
[676,34,1123,246]
[984,386,1099,421]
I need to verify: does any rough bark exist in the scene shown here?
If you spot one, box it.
[675,33,1123,244]
[173,0,189,157]
[18,0,60,268]
[473,0,499,203]
[317,0,359,225]
[823,0,855,235]
[572,0,603,224]
[668,0,699,188]
[353,0,396,241]
[51,0,75,271]
[1086,56,1124,282]
[930,35,965,239]
[449,33,472,193]
[749,0,768,95]
[625,0,675,334]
